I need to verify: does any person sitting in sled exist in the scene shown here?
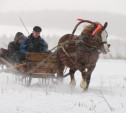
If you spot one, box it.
[8,32,25,63]
[20,26,48,55]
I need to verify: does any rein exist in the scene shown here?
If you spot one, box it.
[61,45,76,65]
[77,35,101,53]
[57,35,100,66]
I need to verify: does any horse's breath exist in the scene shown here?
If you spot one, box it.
[56,20,110,91]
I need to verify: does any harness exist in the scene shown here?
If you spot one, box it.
[77,35,100,53]
[59,33,105,67]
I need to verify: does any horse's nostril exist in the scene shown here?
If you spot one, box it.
[108,44,111,48]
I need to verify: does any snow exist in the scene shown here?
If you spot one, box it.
[0,59,126,113]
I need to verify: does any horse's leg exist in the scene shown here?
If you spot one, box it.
[56,52,64,77]
[80,65,96,90]
[69,69,76,86]
[80,71,87,89]
[56,57,65,82]
[57,66,64,81]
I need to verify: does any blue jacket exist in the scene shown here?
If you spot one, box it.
[20,35,48,54]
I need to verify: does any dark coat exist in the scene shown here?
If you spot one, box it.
[20,33,48,54]
[8,41,20,56]
[26,33,44,52]
[8,41,23,63]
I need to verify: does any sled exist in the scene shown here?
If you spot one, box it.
[0,49,69,86]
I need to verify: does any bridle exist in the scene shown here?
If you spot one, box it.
[77,36,101,53]
[77,29,108,53]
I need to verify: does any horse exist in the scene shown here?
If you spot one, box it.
[56,19,110,90]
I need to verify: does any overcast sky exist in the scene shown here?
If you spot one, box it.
[0,0,126,37]
[0,0,126,15]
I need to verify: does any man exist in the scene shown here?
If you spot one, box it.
[8,32,25,63]
[20,26,48,54]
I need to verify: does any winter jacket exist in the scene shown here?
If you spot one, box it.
[8,41,21,56]
[8,41,23,63]
[20,33,48,54]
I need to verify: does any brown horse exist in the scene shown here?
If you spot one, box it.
[57,20,110,90]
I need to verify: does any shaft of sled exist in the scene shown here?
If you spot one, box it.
[0,57,13,67]
[0,63,26,73]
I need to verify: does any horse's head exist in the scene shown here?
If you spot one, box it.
[87,22,110,54]
[73,19,110,54]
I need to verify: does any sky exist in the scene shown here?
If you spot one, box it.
[0,0,125,39]
[0,0,126,15]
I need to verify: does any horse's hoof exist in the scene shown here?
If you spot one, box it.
[83,87,88,92]
[69,80,76,86]
[80,80,87,89]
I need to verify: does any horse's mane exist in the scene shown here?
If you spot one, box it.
[81,22,102,38]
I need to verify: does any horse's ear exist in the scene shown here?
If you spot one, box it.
[102,22,108,31]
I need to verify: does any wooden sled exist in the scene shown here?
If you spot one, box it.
[0,51,69,86]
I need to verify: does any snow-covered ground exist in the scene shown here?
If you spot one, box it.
[0,59,126,113]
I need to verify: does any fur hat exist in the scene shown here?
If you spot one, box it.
[33,26,42,32]
[14,32,24,42]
